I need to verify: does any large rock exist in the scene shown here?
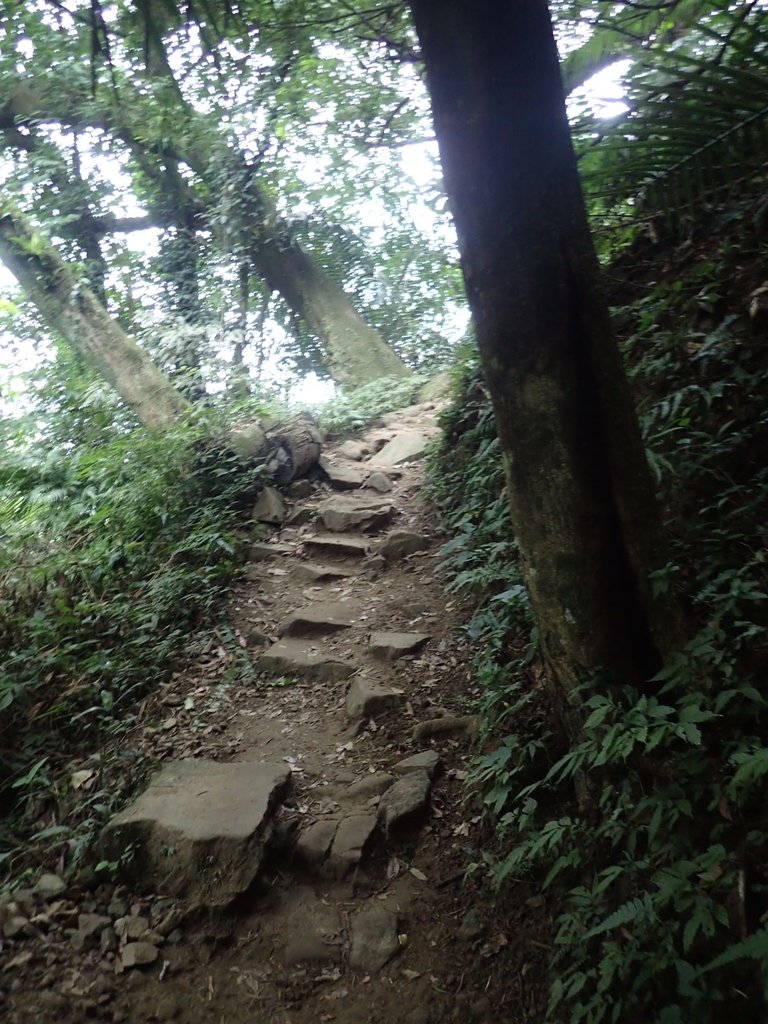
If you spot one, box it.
[100,760,291,907]
[252,485,285,525]
[369,431,430,466]
[349,906,401,971]
[376,531,430,562]
[256,639,355,682]
[377,770,431,836]
[369,632,430,661]
[280,601,358,637]
[319,496,394,533]
[303,535,370,559]
[346,678,404,720]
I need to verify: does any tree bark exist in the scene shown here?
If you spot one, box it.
[0,204,189,430]
[263,414,324,484]
[409,0,684,728]
[252,233,410,389]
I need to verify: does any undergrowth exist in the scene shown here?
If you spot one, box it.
[429,222,768,1020]
[311,372,429,437]
[0,406,264,879]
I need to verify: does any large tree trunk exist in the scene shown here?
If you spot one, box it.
[253,234,410,389]
[0,204,189,430]
[409,0,684,730]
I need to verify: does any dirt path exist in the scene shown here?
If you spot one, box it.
[2,402,548,1024]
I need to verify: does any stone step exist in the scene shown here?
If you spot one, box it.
[369,631,430,661]
[303,535,370,559]
[99,760,291,908]
[369,430,431,466]
[256,638,355,682]
[280,601,359,637]
[318,495,394,533]
[294,812,378,882]
[293,562,358,582]
[346,677,404,719]
[249,540,295,562]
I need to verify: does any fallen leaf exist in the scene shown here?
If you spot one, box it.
[70,769,95,790]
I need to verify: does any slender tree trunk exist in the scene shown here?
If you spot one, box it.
[0,205,189,430]
[409,0,684,730]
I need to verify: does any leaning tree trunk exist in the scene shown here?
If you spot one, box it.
[0,204,189,430]
[252,234,410,389]
[409,0,684,732]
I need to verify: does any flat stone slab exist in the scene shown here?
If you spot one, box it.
[369,632,430,661]
[303,535,370,559]
[280,601,358,637]
[346,678,404,720]
[319,456,365,491]
[257,639,355,682]
[319,496,394,533]
[349,906,401,971]
[392,751,441,779]
[369,431,430,466]
[324,814,378,880]
[100,760,291,907]
[376,531,430,562]
[293,562,358,582]
[377,770,431,836]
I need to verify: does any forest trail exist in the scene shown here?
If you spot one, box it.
[3,401,548,1024]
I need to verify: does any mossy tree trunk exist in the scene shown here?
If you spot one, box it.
[0,204,189,430]
[409,0,683,731]
[252,233,410,389]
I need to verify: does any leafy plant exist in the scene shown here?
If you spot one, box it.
[428,208,768,1020]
